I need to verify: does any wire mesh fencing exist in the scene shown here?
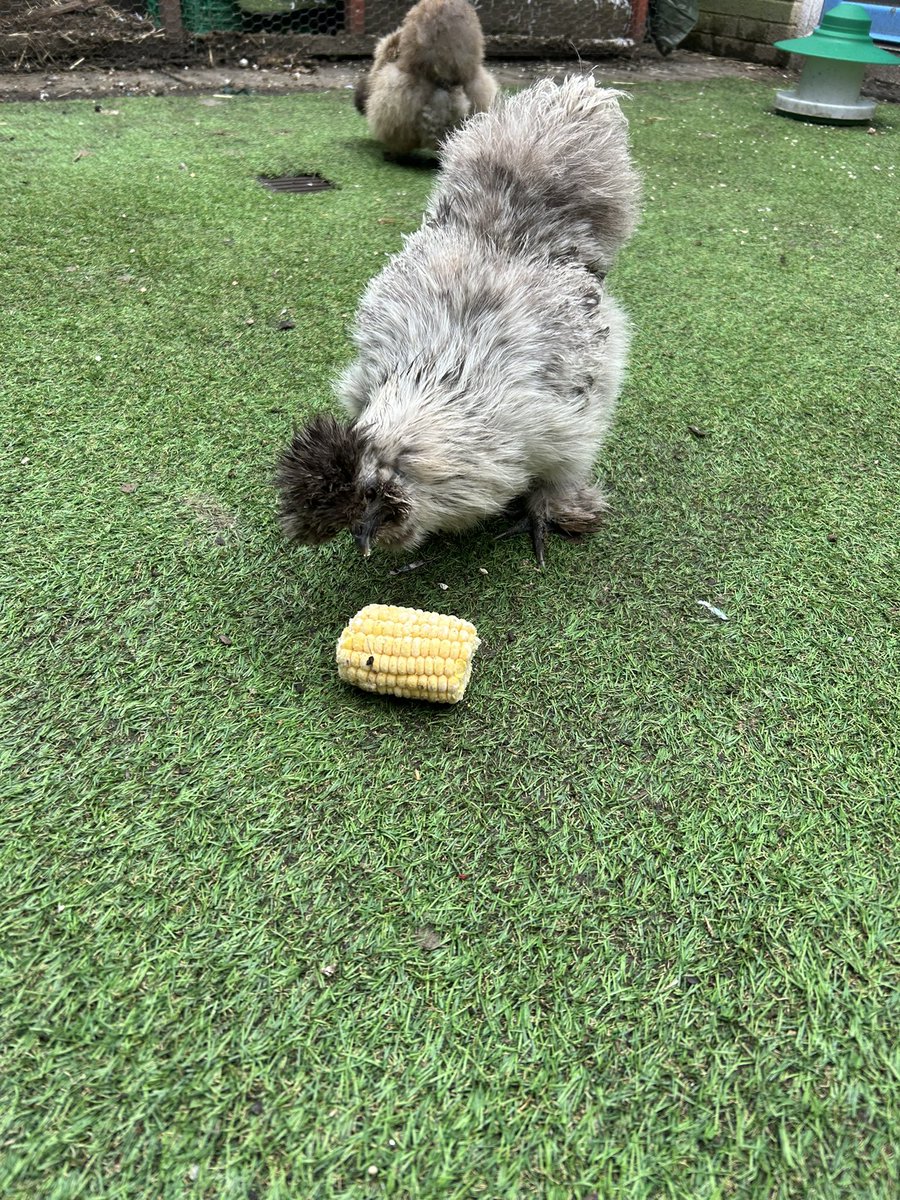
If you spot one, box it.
[0,0,648,73]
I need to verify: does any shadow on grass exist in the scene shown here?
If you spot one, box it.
[342,136,440,172]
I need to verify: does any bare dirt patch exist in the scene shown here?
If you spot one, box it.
[181,494,240,542]
[0,48,799,104]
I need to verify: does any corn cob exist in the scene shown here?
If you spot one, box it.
[336,604,479,704]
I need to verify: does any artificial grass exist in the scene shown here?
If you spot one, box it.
[1,79,898,1199]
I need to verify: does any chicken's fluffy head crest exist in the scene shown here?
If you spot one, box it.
[275,414,365,545]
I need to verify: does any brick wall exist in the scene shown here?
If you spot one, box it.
[684,0,803,64]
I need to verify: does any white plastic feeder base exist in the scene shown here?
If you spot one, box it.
[775,58,875,123]
[775,88,876,121]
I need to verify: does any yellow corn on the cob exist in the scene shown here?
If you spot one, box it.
[336,604,479,704]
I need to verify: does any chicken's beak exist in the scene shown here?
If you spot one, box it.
[353,529,373,558]
[351,510,380,558]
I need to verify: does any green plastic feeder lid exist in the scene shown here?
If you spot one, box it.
[775,2,899,64]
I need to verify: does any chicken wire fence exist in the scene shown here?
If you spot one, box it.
[0,0,649,72]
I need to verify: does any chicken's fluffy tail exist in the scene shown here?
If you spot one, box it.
[431,74,640,275]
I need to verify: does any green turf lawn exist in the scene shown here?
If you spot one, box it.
[1,78,898,1199]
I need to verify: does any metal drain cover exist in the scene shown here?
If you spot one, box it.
[257,174,335,193]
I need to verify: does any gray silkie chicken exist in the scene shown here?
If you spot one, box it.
[275,75,641,565]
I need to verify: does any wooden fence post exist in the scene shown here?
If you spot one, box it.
[158,0,185,45]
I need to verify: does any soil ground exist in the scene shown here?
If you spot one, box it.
[3,44,898,105]
[0,46,794,103]
[1,0,897,104]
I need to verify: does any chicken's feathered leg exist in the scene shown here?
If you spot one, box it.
[495,485,607,566]
[494,511,552,567]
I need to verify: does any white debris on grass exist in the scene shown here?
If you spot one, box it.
[697,600,729,621]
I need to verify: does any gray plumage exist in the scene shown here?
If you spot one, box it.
[356,0,498,154]
[276,75,641,564]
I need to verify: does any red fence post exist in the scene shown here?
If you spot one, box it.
[348,0,366,35]
[629,0,649,43]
